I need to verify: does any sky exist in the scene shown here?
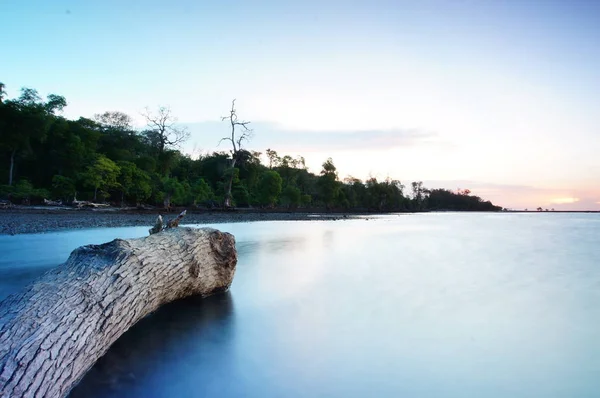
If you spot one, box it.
[2,0,599,210]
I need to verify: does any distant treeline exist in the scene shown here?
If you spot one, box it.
[0,83,502,212]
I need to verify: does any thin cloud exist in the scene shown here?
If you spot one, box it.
[267,128,436,152]
[183,121,437,153]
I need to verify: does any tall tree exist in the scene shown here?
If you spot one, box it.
[0,87,66,185]
[265,148,280,169]
[411,181,425,210]
[318,158,341,210]
[220,99,252,207]
[116,161,151,206]
[160,176,185,210]
[141,106,189,155]
[257,170,283,207]
[190,178,214,205]
[281,185,301,209]
[82,155,120,201]
[94,111,133,130]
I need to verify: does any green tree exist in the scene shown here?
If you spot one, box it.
[233,183,251,207]
[301,194,312,207]
[129,168,152,205]
[235,150,264,198]
[257,170,283,207]
[427,188,500,211]
[191,178,214,205]
[82,155,121,201]
[116,161,151,206]
[363,178,406,211]
[51,175,76,202]
[281,185,301,209]
[135,156,157,174]
[95,111,144,163]
[0,87,66,185]
[342,177,366,208]
[411,181,426,210]
[9,179,50,204]
[317,158,340,209]
[36,118,99,186]
[160,176,185,209]
[196,152,229,192]
[94,111,133,130]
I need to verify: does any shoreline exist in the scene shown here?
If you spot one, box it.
[1,207,596,236]
[0,208,363,236]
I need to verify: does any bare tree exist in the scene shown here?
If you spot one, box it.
[141,106,189,154]
[220,99,253,207]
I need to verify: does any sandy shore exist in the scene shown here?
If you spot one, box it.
[0,208,358,235]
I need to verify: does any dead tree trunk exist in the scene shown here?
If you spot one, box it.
[224,157,237,208]
[220,99,252,208]
[0,227,237,398]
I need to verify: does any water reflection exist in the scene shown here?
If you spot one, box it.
[0,226,150,301]
[322,230,334,247]
[237,237,307,256]
[2,215,600,397]
[69,292,235,398]
[0,265,52,300]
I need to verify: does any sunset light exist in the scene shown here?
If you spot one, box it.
[550,197,581,204]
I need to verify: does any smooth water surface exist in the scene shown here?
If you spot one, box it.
[1,213,599,397]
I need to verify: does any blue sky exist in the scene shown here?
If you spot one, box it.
[2,0,600,209]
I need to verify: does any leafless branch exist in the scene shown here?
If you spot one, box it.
[218,99,254,207]
[141,106,190,153]
[219,99,253,153]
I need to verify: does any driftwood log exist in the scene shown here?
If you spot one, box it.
[0,227,237,398]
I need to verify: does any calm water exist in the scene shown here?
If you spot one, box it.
[1,213,599,397]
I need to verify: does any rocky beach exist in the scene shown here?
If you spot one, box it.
[0,208,357,235]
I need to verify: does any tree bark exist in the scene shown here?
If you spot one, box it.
[224,158,237,208]
[8,149,16,186]
[0,227,237,398]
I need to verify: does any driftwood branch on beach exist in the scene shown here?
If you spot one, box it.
[0,226,237,398]
[149,210,187,235]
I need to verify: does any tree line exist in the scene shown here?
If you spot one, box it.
[0,83,502,212]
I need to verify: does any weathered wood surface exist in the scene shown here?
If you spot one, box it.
[0,227,237,398]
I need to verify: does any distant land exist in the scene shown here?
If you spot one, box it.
[0,82,503,212]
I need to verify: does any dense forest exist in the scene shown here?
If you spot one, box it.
[0,83,502,212]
